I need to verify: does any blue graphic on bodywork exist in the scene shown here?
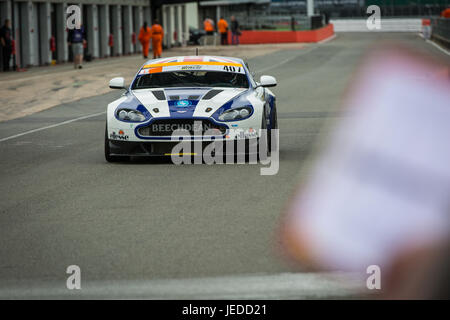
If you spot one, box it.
[212,90,254,122]
[168,99,199,118]
[115,93,151,122]
[176,100,191,107]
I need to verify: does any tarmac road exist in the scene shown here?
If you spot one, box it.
[0,33,448,299]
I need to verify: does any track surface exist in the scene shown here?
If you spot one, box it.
[0,33,448,298]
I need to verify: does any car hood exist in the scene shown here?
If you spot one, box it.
[130,87,248,119]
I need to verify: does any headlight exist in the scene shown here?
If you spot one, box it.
[116,109,146,122]
[218,106,252,121]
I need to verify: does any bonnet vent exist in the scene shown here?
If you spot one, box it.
[202,89,223,100]
[152,90,166,100]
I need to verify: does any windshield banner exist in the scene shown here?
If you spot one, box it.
[139,62,245,75]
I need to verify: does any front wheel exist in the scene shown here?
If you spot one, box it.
[269,105,278,153]
[258,110,269,161]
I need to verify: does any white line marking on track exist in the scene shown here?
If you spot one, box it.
[0,111,106,142]
[255,35,334,74]
[417,32,450,56]
[426,39,450,56]
[256,46,318,74]
[0,272,365,299]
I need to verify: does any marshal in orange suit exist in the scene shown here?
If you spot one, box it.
[138,22,151,59]
[150,20,164,59]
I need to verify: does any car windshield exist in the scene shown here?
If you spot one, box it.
[132,71,249,89]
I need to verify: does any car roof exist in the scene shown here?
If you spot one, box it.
[141,55,245,67]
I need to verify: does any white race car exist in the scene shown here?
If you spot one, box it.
[105,55,277,162]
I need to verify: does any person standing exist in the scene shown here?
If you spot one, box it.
[0,19,12,71]
[230,16,240,45]
[150,20,164,59]
[138,22,151,59]
[203,18,215,35]
[203,18,215,46]
[217,17,228,45]
[67,24,86,69]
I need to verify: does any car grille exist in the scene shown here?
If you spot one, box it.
[138,119,227,137]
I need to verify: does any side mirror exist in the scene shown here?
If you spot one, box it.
[109,77,125,89]
[259,75,277,88]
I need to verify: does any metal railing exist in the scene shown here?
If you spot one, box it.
[431,17,450,49]
[224,14,318,31]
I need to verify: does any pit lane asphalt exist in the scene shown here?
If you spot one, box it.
[0,33,448,298]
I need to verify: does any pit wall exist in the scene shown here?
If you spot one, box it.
[229,24,334,44]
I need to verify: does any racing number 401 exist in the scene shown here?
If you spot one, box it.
[223,65,240,73]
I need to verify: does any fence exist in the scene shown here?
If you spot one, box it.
[270,1,450,18]
[330,17,423,32]
[229,14,326,31]
[431,17,450,49]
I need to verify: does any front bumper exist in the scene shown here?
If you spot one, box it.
[108,138,259,157]
[107,113,262,143]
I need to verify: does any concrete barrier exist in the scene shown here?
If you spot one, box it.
[227,24,334,44]
[330,18,422,32]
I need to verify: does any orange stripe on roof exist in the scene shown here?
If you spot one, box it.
[143,61,242,69]
[149,66,163,73]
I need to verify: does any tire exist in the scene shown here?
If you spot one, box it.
[258,109,269,161]
[105,126,127,163]
[269,105,278,153]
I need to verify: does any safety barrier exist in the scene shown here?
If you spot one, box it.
[431,18,450,49]
[330,18,423,32]
[227,24,334,45]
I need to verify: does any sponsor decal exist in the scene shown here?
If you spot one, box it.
[233,128,258,139]
[143,61,242,69]
[176,100,191,108]
[151,122,215,133]
[110,131,129,141]
[181,65,202,70]
[140,63,245,74]
[246,128,258,138]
